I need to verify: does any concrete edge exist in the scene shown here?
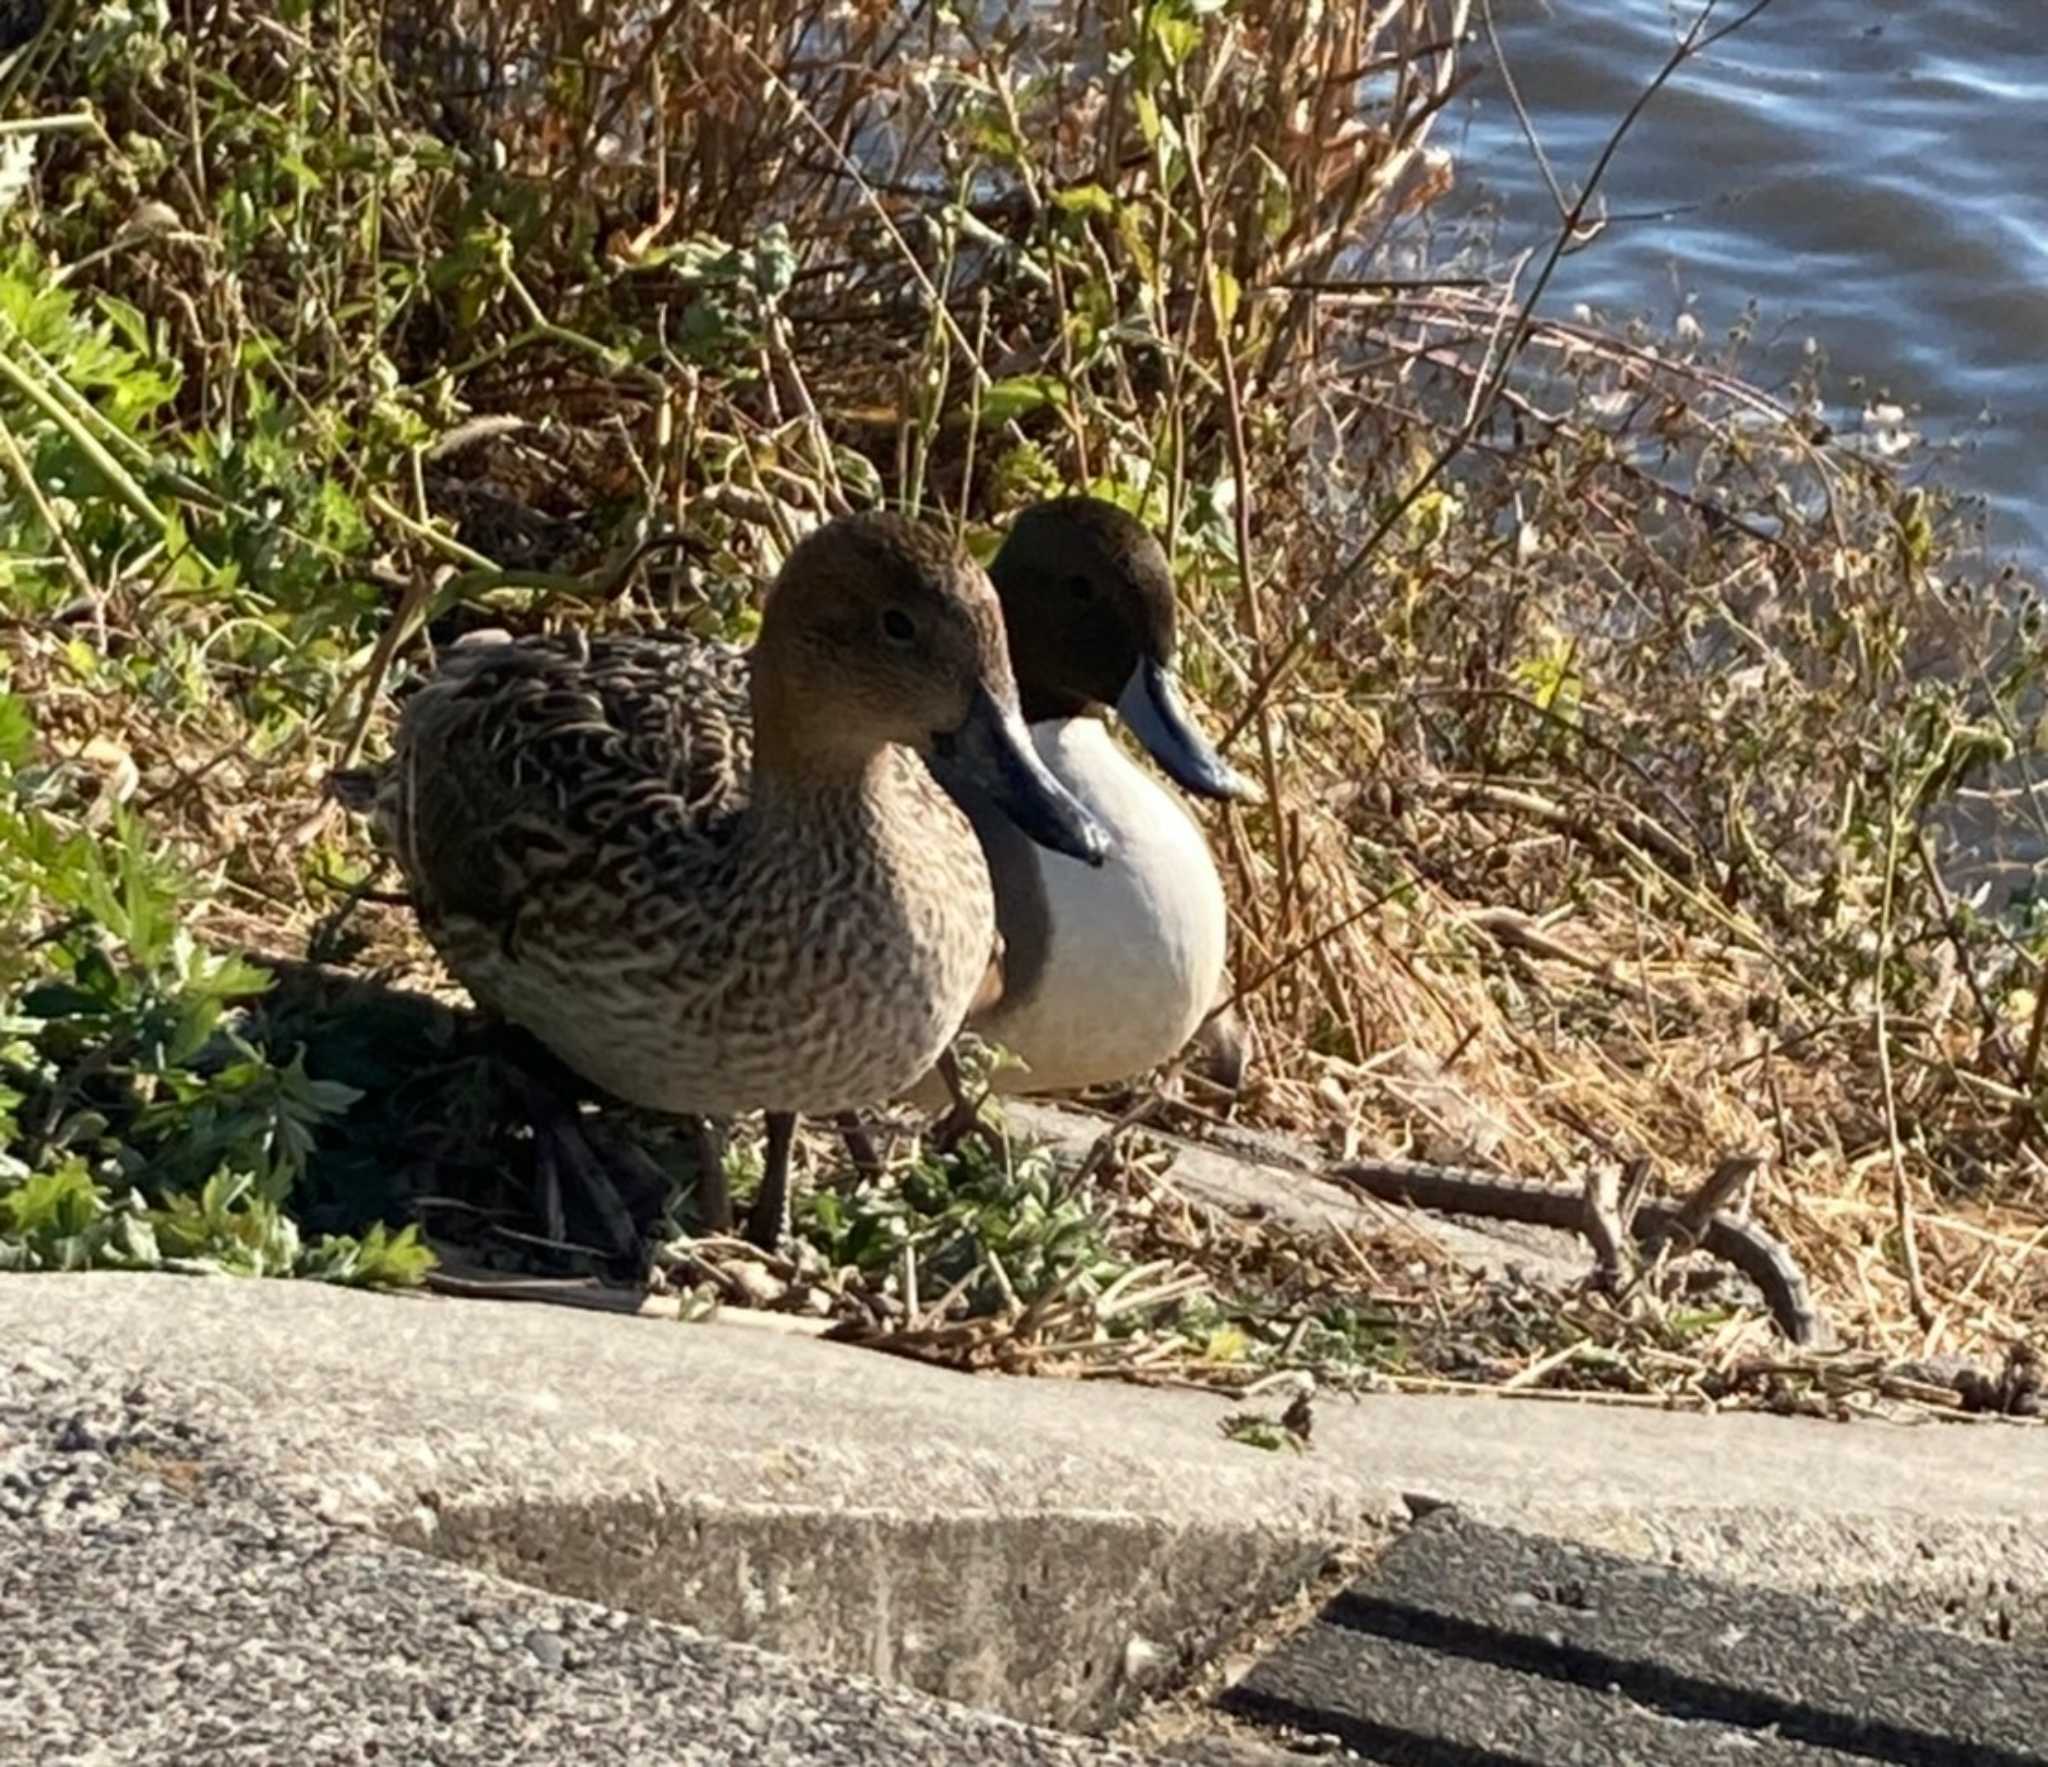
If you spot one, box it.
[9,1273,2048,1735]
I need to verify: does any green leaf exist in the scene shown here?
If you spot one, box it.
[1252,147,1294,245]
[298,1220,436,1288]
[0,1163,105,1239]
[19,982,107,1020]
[0,691,34,768]
[1051,183,1116,220]
[191,951,273,1000]
[165,993,224,1065]
[964,108,1027,167]
[1211,266,1241,332]
[1132,89,1162,150]
[979,375,1068,429]
[1141,0,1207,69]
[150,1167,303,1276]
[97,294,153,357]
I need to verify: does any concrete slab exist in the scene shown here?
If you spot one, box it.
[1210,1513,2048,1765]
[0,1275,1386,1738]
[3,1274,2047,1742]
[0,1358,1166,1767]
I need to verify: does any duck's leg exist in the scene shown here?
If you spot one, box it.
[693,1117,733,1235]
[530,1096,638,1260]
[834,1113,884,1178]
[743,1111,799,1250]
[1187,998,1253,1107]
[928,1046,998,1153]
[482,1020,648,1261]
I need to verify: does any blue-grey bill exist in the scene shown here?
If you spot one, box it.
[937,684,1110,867]
[1116,658,1254,801]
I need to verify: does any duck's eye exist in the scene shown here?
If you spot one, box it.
[1066,574,1095,603]
[882,608,917,645]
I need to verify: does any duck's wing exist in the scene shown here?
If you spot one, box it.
[380,629,753,935]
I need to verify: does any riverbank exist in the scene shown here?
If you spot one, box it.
[1,1,2043,1388]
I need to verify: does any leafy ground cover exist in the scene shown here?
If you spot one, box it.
[0,0,2042,1415]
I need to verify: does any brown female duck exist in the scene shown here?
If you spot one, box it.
[352,511,1106,1247]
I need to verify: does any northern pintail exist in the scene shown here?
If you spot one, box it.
[348,511,1107,1248]
[913,496,1251,1107]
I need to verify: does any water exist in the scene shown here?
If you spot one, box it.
[1441,0,2048,564]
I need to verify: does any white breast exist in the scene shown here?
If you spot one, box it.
[974,718,1230,1095]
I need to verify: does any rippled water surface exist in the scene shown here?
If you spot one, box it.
[1443,0,2048,562]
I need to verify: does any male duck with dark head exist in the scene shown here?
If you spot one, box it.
[351,511,1107,1250]
[912,495,1253,1108]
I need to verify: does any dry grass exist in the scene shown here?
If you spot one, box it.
[1,0,2045,1389]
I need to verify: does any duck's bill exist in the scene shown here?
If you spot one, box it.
[1116,658,1254,801]
[935,685,1110,868]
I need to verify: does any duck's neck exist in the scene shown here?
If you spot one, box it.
[745,670,929,858]
[751,662,891,787]
[747,741,905,847]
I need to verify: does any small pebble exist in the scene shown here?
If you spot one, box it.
[55,1416,103,1455]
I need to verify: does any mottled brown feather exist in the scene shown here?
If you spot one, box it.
[354,514,1019,1119]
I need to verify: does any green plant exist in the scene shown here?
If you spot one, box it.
[0,794,427,1285]
[798,1131,1115,1315]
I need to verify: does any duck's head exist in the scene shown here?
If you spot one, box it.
[753,511,1109,867]
[991,497,1252,801]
